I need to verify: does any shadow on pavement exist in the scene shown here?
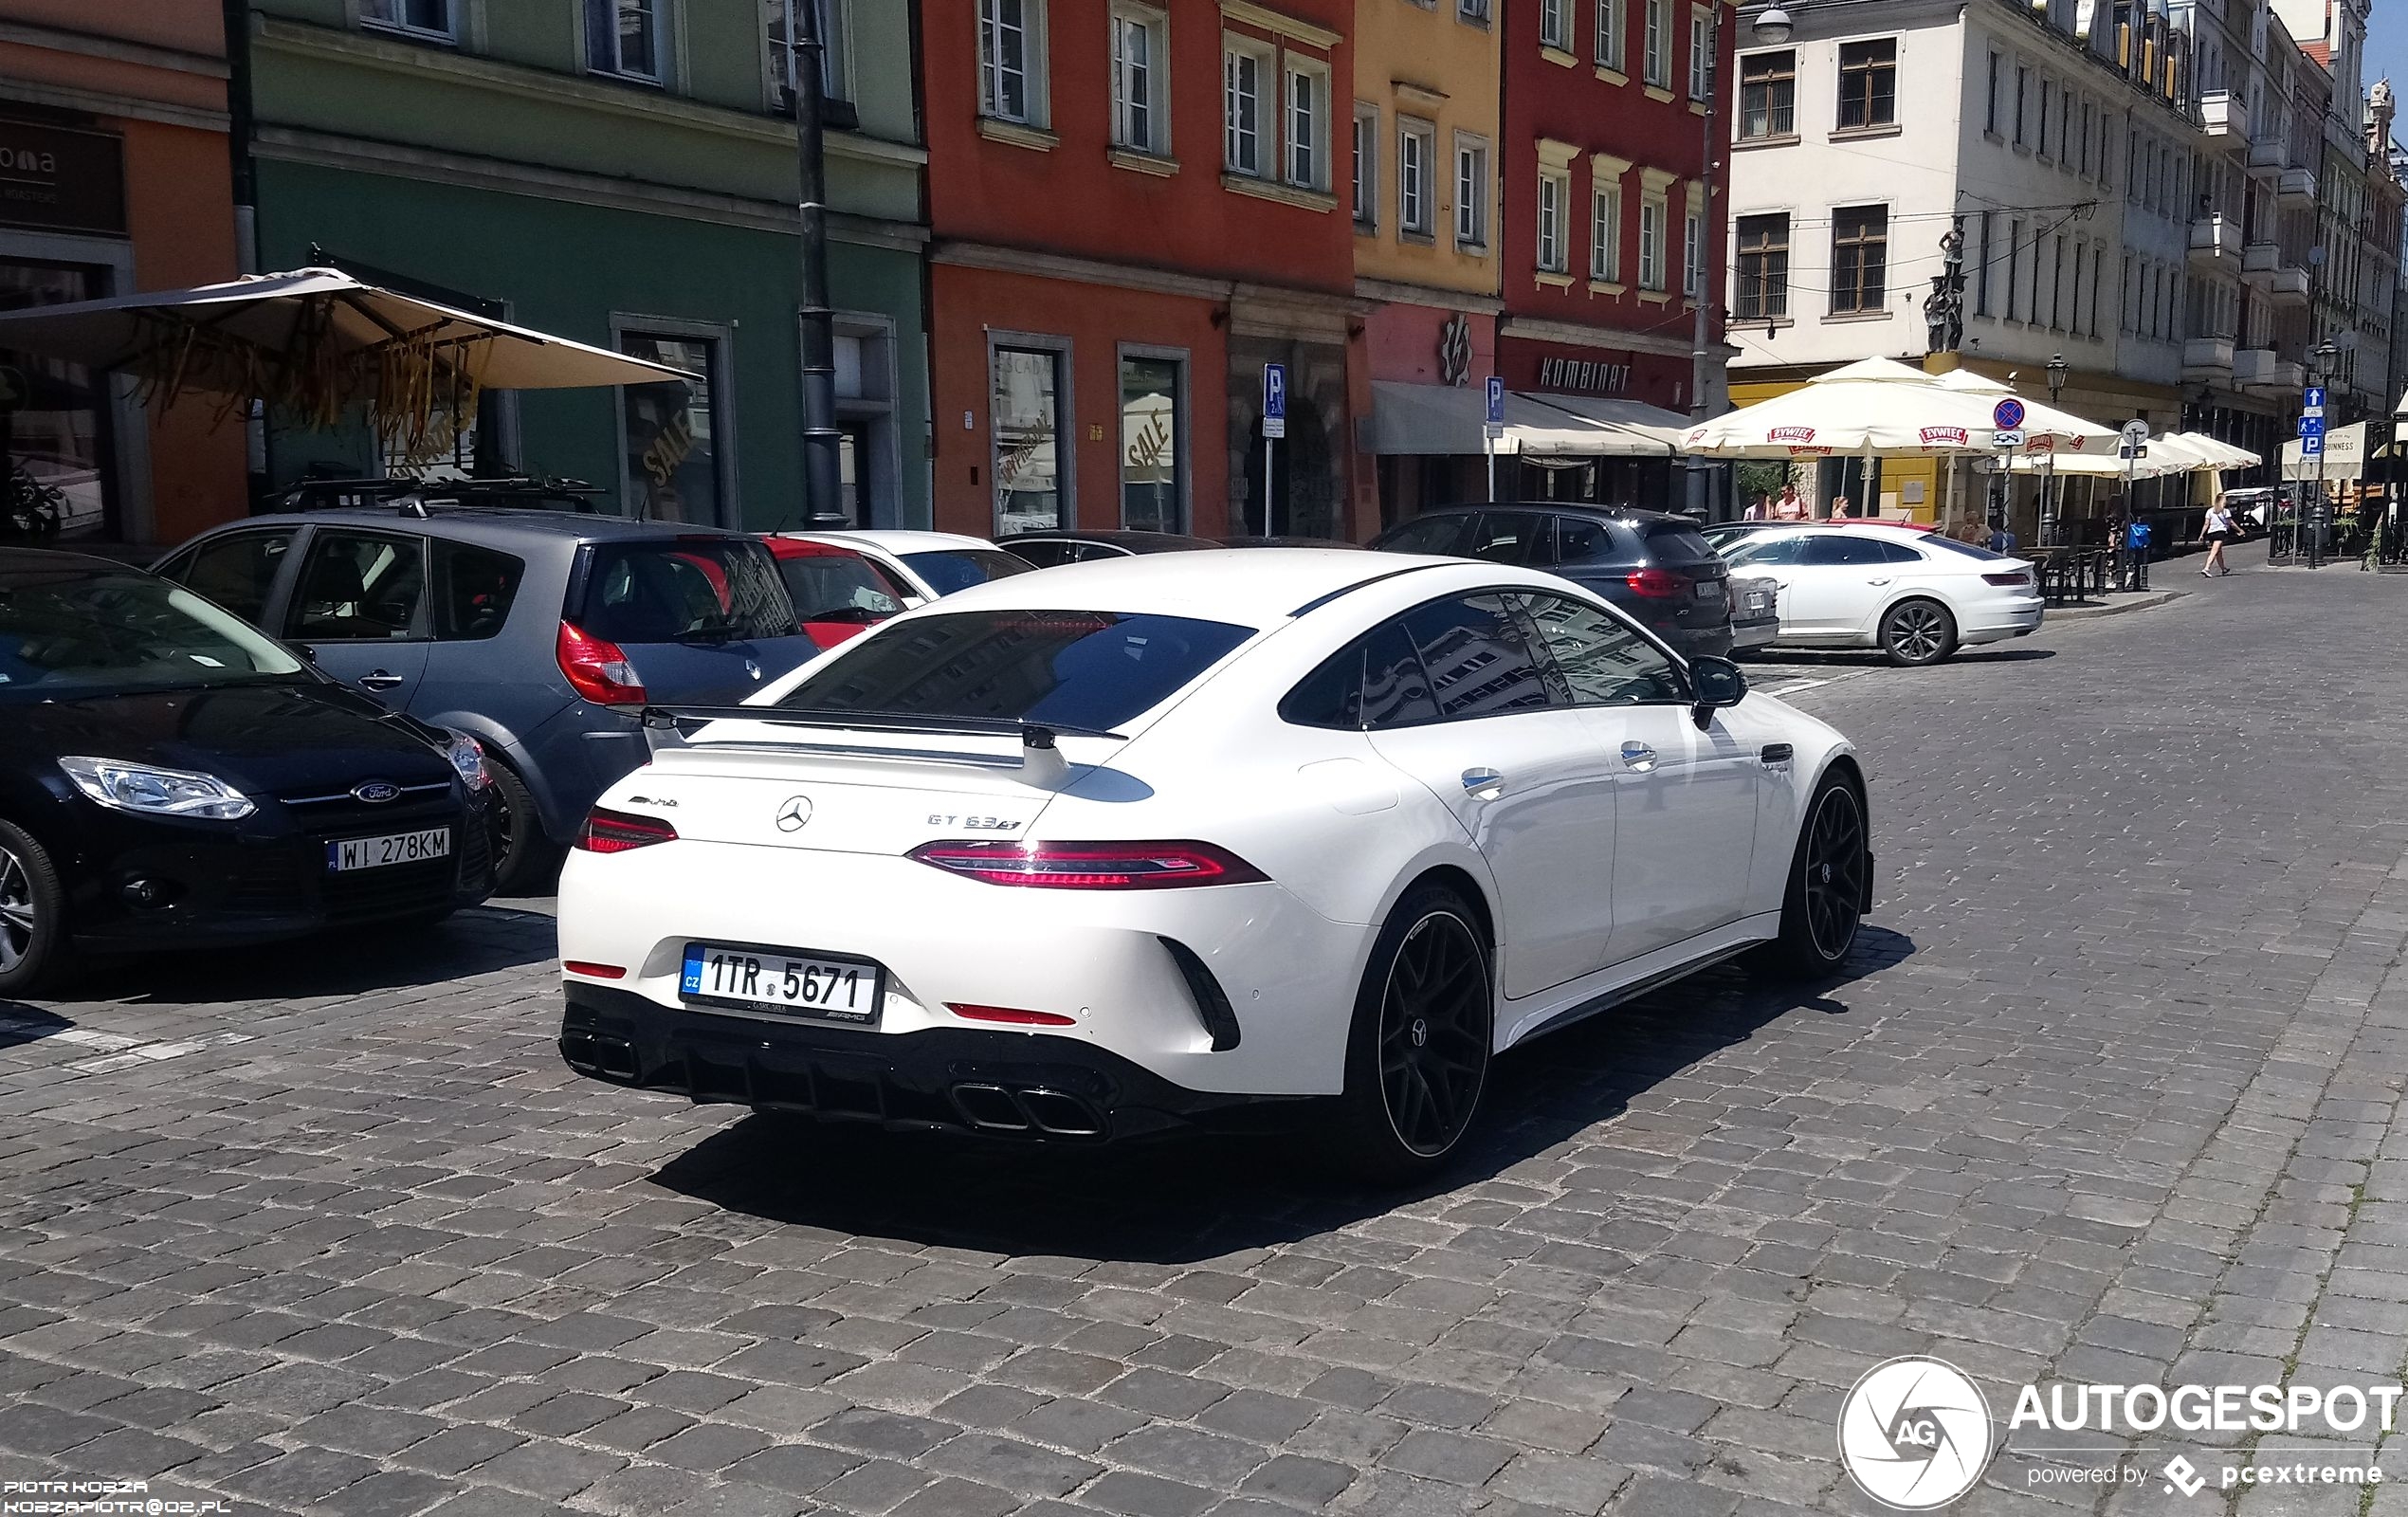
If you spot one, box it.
[27,910,556,1010]
[648,924,1916,1266]
[1746,648,2054,668]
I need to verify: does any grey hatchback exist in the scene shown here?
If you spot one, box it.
[153,506,816,894]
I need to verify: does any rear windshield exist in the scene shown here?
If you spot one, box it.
[776,609,1253,731]
[575,538,798,644]
[901,549,1034,596]
[775,552,909,623]
[1634,521,1719,562]
[1925,537,2013,561]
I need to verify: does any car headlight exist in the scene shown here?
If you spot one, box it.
[58,756,256,821]
[444,731,491,792]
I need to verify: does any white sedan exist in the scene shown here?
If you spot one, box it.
[556,552,1871,1177]
[1720,523,2043,666]
[770,529,1034,605]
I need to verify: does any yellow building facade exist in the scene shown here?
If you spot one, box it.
[1352,0,1504,525]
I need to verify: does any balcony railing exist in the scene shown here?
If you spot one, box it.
[2269,264,2310,302]
[2279,166,2318,203]
[2182,337,2236,376]
[2242,241,2279,284]
[2232,348,2275,384]
[2200,90,2250,147]
[2187,214,2239,263]
[2248,137,2285,174]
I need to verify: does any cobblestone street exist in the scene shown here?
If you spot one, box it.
[8,544,2408,1517]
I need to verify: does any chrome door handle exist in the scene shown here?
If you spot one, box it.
[1868,577,1892,586]
[1461,768,1505,799]
[1620,742,1657,772]
[357,670,404,690]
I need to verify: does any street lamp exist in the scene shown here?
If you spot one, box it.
[2308,339,2340,567]
[1753,5,1795,44]
[2043,353,2068,547]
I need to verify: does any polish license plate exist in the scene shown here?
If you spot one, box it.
[680,942,883,1026]
[325,828,450,871]
[1694,580,1725,602]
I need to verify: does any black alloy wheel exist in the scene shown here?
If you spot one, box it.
[1879,599,1957,667]
[0,819,70,996]
[1332,884,1495,1179]
[1377,909,1489,1157]
[1754,776,1868,979]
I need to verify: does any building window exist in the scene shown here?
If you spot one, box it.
[1286,61,1327,189]
[1540,0,1567,50]
[1735,212,1788,319]
[768,0,848,106]
[1110,7,1169,155]
[2014,64,2029,146]
[992,344,1067,535]
[1831,204,1887,314]
[1399,119,1433,234]
[589,0,661,82]
[1638,195,1666,289]
[1537,169,1569,272]
[1985,49,2000,134]
[1643,0,1669,87]
[1683,206,1704,298]
[2036,77,2052,156]
[1352,102,1377,226]
[1459,0,1489,22]
[1687,8,1711,101]
[2079,100,2092,175]
[1224,45,1265,174]
[1454,134,1488,248]
[2007,219,2022,321]
[619,331,728,526]
[1973,210,1992,316]
[361,0,454,40]
[1120,353,1184,535]
[1836,39,1895,129]
[1596,0,1625,71]
[1739,51,1795,139]
[977,0,1035,122]
[1592,181,1623,282]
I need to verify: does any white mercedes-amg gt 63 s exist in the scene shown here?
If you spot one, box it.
[556,550,1870,1178]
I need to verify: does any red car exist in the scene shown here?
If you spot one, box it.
[759,536,915,649]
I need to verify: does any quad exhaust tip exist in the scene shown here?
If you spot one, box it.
[949,1083,1104,1138]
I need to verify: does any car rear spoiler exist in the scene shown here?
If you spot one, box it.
[635,705,1123,785]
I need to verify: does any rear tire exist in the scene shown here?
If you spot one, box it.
[0,819,75,997]
[485,760,561,898]
[1326,884,1493,1182]
[1752,774,1869,980]
[1878,598,1957,667]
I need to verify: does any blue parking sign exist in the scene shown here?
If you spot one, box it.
[1486,375,1505,426]
[2302,433,2325,456]
[1263,363,1286,440]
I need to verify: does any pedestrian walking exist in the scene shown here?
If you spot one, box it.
[1774,484,1807,521]
[2201,496,2236,576]
[1744,493,1770,521]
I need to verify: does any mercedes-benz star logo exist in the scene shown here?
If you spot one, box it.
[1836,1356,1993,1509]
[775,795,812,832]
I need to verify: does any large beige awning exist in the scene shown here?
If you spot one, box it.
[2283,420,2367,482]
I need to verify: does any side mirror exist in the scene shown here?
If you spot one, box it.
[1688,656,1747,730]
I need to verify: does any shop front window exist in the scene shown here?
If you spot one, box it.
[618,333,724,525]
[0,261,113,539]
[1119,354,1183,534]
[992,345,1066,536]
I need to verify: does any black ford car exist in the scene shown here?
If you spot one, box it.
[0,548,496,994]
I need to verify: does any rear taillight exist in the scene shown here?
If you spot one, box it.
[575,808,678,853]
[1625,568,1694,599]
[1982,571,2033,587]
[557,622,648,705]
[909,840,1267,889]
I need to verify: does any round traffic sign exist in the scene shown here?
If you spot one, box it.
[1992,397,2025,430]
[2121,418,2151,447]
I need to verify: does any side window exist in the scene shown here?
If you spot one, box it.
[1278,618,1437,730]
[1727,534,1812,566]
[1552,516,1612,563]
[159,529,297,626]
[1514,592,1687,706]
[1402,594,1552,720]
[1379,513,1476,557]
[1797,536,1887,566]
[1870,539,1925,564]
[431,540,527,641]
[1007,539,1077,568]
[1465,513,1538,564]
[288,530,426,642]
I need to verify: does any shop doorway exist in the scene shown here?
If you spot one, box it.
[0,258,119,539]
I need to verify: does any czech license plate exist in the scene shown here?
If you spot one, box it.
[325,828,450,871]
[680,942,883,1026]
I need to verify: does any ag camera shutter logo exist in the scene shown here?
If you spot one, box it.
[1838,1357,1995,1508]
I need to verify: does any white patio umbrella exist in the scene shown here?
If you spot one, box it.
[2165,431,2260,470]
[0,266,695,463]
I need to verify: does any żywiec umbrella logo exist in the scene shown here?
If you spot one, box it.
[1837,1357,1994,1508]
[1920,427,1971,447]
[1768,425,1816,444]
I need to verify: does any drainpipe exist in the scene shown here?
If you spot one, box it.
[789,0,848,529]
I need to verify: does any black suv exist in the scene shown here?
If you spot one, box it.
[1370,504,1735,660]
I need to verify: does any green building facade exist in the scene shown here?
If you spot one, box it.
[246,0,928,527]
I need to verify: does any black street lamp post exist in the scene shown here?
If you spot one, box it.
[787,0,848,529]
[2043,353,2069,546]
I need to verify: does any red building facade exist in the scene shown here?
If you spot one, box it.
[1499,0,1733,503]
[925,0,1366,541]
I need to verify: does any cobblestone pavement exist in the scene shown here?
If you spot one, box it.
[8,541,2408,1517]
